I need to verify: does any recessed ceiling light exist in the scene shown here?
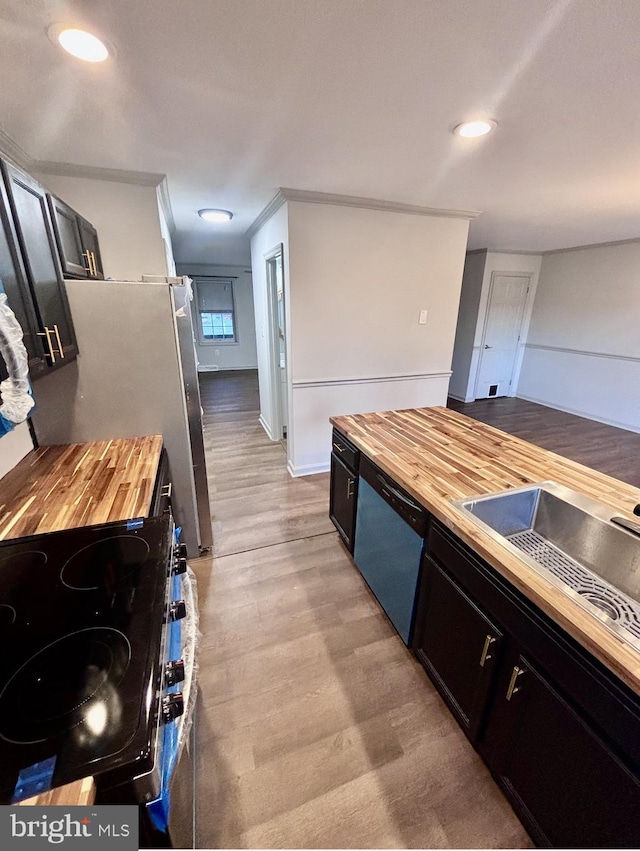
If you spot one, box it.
[198,209,233,223]
[453,119,497,138]
[48,24,113,62]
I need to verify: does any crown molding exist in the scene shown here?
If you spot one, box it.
[246,187,481,238]
[0,127,34,170]
[245,190,287,238]
[34,160,165,186]
[541,235,640,255]
[279,187,481,220]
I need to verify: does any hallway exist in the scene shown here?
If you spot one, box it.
[191,370,530,849]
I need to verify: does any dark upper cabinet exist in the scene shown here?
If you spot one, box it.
[77,215,104,279]
[47,194,104,280]
[0,177,46,380]
[413,557,503,742]
[0,160,78,375]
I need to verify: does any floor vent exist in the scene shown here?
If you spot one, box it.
[489,384,498,396]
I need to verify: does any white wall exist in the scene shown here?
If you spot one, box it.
[449,250,486,400]
[449,251,542,402]
[176,263,257,371]
[518,241,640,432]
[249,203,290,440]
[34,173,168,281]
[285,201,470,474]
[0,421,34,479]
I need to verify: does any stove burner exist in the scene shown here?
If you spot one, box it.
[61,536,150,591]
[0,551,47,589]
[0,605,16,626]
[0,628,131,744]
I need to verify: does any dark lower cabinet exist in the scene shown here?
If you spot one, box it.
[329,429,359,552]
[329,452,358,551]
[413,558,503,742]
[480,649,640,848]
[415,518,640,848]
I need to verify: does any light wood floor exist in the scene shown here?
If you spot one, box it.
[191,371,532,849]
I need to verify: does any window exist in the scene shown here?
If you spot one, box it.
[200,310,235,340]
[194,278,237,344]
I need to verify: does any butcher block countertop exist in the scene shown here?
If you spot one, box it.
[331,406,640,695]
[0,435,163,540]
[0,434,163,807]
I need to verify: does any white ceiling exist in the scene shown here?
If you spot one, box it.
[1,0,640,262]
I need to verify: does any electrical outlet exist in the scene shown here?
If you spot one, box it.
[419,309,428,325]
[214,349,219,355]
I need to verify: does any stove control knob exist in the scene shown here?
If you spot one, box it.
[173,557,187,576]
[169,600,186,621]
[178,544,188,558]
[165,659,185,687]
[162,693,184,724]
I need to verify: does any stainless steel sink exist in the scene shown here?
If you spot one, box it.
[451,482,640,650]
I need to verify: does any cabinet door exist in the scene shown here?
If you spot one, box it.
[0,180,46,380]
[330,452,357,551]
[483,651,640,848]
[2,162,78,365]
[78,216,104,279]
[47,195,89,278]
[413,558,503,742]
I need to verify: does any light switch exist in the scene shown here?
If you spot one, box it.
[419,309,428,325]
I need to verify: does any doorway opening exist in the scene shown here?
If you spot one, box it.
[265,245,287,445]
[475,273,531,399]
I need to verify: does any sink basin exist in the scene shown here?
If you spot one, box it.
[451,482,640,649]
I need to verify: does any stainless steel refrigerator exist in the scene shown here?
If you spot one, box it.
[30,278,212,556]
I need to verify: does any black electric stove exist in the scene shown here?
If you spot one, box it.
[0,514,173,803]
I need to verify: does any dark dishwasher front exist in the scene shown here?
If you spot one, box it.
[353,456,428,644]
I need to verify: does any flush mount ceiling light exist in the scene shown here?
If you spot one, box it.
[198,209,234,223]
[48,24,113,62]
[453,119,497,138]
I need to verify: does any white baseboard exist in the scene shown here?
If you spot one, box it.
[258,414,277,441]
[287,460,331,477]
[447,392,466,402]
[516,393,640,435]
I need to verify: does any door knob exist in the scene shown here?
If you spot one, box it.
[484,344,493,349]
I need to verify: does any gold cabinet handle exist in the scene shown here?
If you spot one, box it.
[479,634,496,667]
[90,251,97,276]
[346,478,355,500]
[332,442,345,453]
[52,324,64,358]
[82,250,93,275]
[161,483,172,499]
[37,327,56,363]
[506,665,525,701]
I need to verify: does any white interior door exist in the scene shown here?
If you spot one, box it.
[475,274,529,399]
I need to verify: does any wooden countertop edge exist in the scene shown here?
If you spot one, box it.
[331,407,640,696]
[17,777,95,806]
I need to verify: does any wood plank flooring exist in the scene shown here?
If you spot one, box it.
[191,371,531,849]
[447,396,640,488]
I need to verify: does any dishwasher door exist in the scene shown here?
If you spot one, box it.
[353,458,428,644]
